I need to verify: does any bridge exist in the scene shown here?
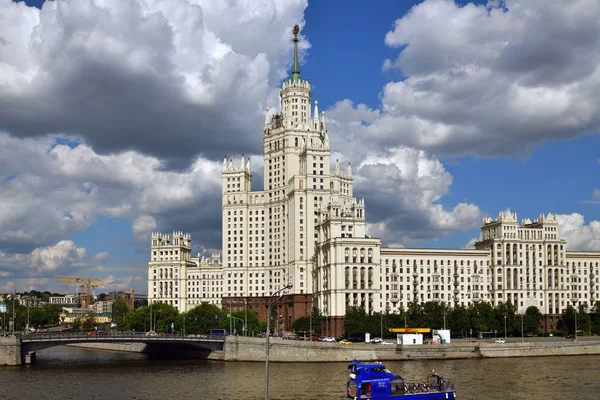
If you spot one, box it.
[1,332,225,365]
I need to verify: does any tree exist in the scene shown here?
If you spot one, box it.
[591,301,600,335]
[449,305,470,336]
[421,301,449,330]
[72,317,82,331]
[494,302,517,336]
[82,314,96,331]
[344,307,367,337]
[524,306,542,334]
[406,301,425,328]
[113,298,130,326]
[469,302,495,335]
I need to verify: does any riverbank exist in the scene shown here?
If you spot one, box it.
[63,337,600,362]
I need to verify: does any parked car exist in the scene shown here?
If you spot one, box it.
[339,339,352,345]
[322,337,336,342]
[495,338,506,343]
[370,337,382,344]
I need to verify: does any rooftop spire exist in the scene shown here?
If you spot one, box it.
[291,24,301,82]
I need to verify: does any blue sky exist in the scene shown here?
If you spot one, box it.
[1,0,599,293]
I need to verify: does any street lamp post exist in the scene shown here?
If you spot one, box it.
[574,307,578,342]
[443,311,446,331]
[265,283,292,400]
[504,313,507,341]
[309,296,313,341]
[380,311,383,340]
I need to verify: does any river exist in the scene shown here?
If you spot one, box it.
[2,346,599,400]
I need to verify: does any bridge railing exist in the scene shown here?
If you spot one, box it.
[20,331,225,342]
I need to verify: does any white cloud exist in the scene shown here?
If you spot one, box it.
[582,189,600,204]
[0,133,223,252]
[557,213,600,251]
[353,147,482,244]
[92,251,110,261]
[132,216,157,242]
[462,237,478,249]
[365,0,600,157]
[0,240,86,278]
[0,0,309,162]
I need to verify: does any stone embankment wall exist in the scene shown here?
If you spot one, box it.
[223,337,600,362]
[0,337,21,366]
[5,337,600,366]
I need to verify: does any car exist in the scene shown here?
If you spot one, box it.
[322,337,336,342]
[339,339,352,345]
[495,338,506,343]
[370,337,382,344]
[381,341,394,345]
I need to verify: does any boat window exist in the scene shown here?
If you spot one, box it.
[390,378,404,396]
[360,382,372,397]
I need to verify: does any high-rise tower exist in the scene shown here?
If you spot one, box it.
[221,24,357,302]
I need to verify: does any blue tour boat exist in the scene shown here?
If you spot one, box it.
[346,360,456,399]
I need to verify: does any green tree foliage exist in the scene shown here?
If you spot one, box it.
[71,317,82,331]
[524,306,542,334]
[292,309,322,336]
[591,301,600,335]
[344,307,367,337]
[468,302,494,334]
[448,305,470,335]
[82,314,96,331]
[113,298,130,327]
[494,302,517,336]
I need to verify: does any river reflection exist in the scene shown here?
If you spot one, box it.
[2,346,599,400]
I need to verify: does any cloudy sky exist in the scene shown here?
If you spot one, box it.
[1,0,599,293]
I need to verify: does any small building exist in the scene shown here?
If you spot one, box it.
[397,333,423,345]
[432,329,451,344]
[60,312,112,324]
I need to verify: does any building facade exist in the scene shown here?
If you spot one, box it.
[148,26,600,335]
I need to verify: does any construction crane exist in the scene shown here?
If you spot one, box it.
[85,278,103,313]
[129,288,138,311]
[56,275,84,313]
[55,275,103,314]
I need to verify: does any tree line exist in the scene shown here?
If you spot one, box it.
[342,301,600,339]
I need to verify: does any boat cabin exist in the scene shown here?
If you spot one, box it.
[346,360,455,399]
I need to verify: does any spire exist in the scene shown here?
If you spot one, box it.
[264,107,270,125]
[314,101,318,120]
[291,24,301,83]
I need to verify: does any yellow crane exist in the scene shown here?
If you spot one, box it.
[55,275,103,314]
[55,275,84,313]
[85,278,103,313]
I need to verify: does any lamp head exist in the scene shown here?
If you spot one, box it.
[286,283,293,289]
